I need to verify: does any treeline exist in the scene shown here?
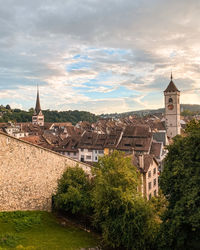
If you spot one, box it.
[43,110,98,124]
[0,105,98,124]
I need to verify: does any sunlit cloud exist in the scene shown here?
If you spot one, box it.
[0,0,199,114]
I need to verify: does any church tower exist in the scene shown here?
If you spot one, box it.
[164,73,181,138]
[32,86,44,126]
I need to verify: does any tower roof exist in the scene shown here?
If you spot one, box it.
[34,86,42,115]
[164,73,180,93]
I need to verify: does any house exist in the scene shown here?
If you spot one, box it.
[133,153,159,200]
[78,132,106,162]
[3,123,29,138]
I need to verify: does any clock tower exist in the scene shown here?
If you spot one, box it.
[164,73,181,138]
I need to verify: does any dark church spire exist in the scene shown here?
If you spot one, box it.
[35,85,42,115]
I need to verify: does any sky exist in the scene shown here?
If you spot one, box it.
[0,0,200,114]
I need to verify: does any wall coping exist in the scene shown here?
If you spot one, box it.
[0,131,90,169]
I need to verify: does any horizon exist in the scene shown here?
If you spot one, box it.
[0,1,200,114]
[2,103,200,116]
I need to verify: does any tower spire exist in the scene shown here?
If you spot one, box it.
[171,71,173,80]
[32,85,44,126]
[35,84,41,115]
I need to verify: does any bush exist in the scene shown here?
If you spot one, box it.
[53,166,93,216]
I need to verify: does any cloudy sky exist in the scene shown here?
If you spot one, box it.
[0,0,200,114]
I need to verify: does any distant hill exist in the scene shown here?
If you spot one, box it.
[0,104,199,123]
[100,104,200,118]
[0,105,98,124]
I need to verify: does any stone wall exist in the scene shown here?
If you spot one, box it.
[0,132,91,211]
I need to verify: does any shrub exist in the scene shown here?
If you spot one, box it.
[53,166,93,216]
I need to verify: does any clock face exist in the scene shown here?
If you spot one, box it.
[168,104,174,110]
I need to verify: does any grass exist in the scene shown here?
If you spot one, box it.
[0,211,99,249]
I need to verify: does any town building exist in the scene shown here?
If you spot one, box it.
[164,74,181,138]
[133,153,159,200]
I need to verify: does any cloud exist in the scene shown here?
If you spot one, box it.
[0,0,199,113]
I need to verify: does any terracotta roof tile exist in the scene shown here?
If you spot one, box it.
[164,80,180,92]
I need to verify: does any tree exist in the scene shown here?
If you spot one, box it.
[5,104,11,110]
[185,119,200,133]
[92,151,158,249]
[53,166,93,216]
[159,129,200,250]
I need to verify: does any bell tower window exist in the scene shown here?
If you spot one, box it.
[168,97,173,103]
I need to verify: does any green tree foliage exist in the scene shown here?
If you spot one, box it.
[53,166,93,216]
[0,105,98,124]
[185,119,200,133]
[43,110,98,124]
[92,151,158,249]
[149,191,168,224]
[159,128,200,249]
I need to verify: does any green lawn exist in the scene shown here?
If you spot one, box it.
[0,211,98,250]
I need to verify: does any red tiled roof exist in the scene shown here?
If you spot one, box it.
[164,80,180,92]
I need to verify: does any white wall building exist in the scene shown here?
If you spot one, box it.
[164,74,181,138]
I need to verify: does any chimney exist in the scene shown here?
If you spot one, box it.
[138,154,144,169]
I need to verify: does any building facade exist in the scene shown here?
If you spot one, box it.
[164,74,181,138]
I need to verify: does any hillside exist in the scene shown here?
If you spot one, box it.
[0,104,200,123]
[100,104,200,118]
[0,106,98,124]
[0,211,98,249]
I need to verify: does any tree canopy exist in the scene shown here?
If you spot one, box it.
[92,151,158,249]
[53,166,93,216]
[159,124,200,250]
[0,105,98,124]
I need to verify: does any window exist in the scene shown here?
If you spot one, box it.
[98,150,104,154]
[86,155,91,160]
[154,190,157,196]
[149,193,152,200]
[153,168,156,175]
[81,149,84,152]
[95,150,97,153]
[148,171,151,178]
[73,152,76,156]
[154,178,156,186]
[88,149,92,152]
[168,97,173,103]
[148,182,152,190]
[95,156,98,161]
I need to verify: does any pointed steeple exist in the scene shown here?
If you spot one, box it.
[35,85,42,115]
[164,73,180,92]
